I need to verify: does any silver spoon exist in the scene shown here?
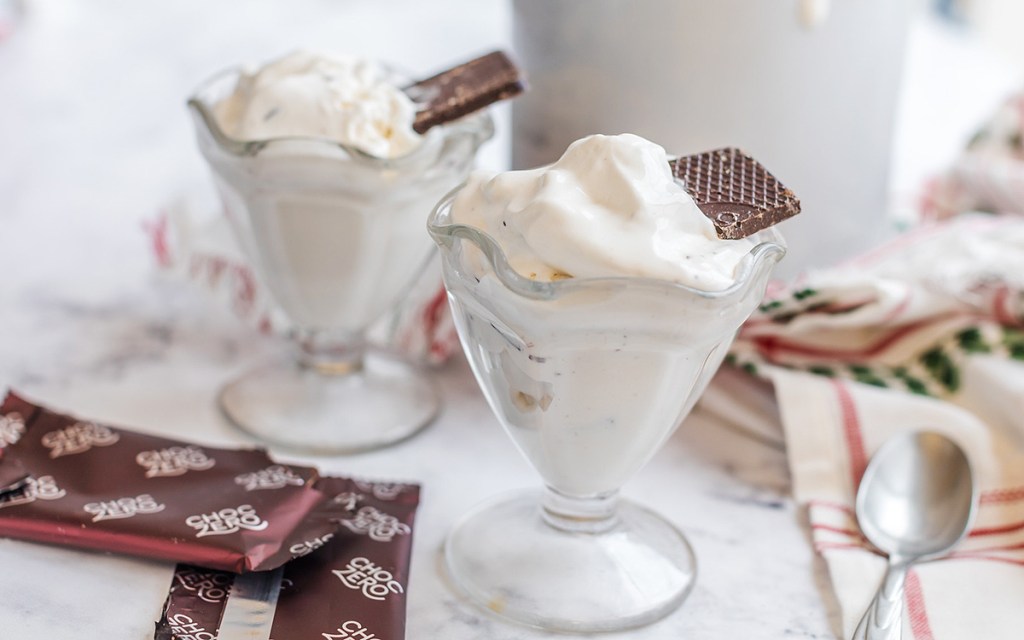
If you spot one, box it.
[852,430,976,640]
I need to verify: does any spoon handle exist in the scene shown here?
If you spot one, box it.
[852,561,908,640]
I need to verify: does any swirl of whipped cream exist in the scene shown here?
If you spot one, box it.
[450,133,757,291]
[213,50,421,159]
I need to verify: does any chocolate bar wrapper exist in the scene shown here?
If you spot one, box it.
[0,391,353,572]
[156,477,420,640]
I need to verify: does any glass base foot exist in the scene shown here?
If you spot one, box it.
[444,490,697,633]
[218,349,439,454]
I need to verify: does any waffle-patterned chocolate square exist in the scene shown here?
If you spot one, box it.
[669,148,800,239]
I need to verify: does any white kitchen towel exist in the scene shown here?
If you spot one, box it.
[730,213,1024,639]
[145,196,460,366]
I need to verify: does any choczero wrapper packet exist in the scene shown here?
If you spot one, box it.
[0,406,29,489]
[156,477,420,640]
[154,566,235,640]
[0,391,354,572]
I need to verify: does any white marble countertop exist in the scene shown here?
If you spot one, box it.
[0,1,1017,638]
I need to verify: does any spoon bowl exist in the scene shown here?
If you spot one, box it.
[857,430,976,558]
[852,430,976,640]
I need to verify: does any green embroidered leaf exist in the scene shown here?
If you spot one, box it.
[903,376,930,395]
[793,288,817,301]
[1003,330,1024,360]
[847,364,888,389]
[772,313,799,324]
[1008,343,1024,360]
[920,347,960,393]
[759,300,783,313]
[853,371,888,388]
[807,365,835,378]
[892,368,931,396]
[741,362,758,377]
[847,363,887,387]
[956,327,990,354]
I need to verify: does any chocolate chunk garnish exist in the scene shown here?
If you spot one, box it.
[670,148,801,239]
[407,50,526,134]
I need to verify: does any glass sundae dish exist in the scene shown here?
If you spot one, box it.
[188,51,497,453]
[428,134,791,631]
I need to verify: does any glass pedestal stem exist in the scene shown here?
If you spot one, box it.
[541,487,620,534]
[296,329,366,377]
[218,327,438,454]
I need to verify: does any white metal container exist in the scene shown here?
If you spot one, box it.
[512,0,918,278]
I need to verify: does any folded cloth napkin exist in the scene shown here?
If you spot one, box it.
[727,213,1024,639]
[145,195,459,366]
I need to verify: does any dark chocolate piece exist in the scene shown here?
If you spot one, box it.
[407,50,526,134]
[0,391,353,573]
[670,147,800,239]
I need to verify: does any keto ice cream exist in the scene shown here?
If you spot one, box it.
[433,133,790,633]
[191,51,494,334]
[450,133,757,290]
[190,49,522,454]
[432,134,785,496]
[213,50,422,159]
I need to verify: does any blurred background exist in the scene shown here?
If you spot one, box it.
[0,0,1022,290]
[938,0,1024,64]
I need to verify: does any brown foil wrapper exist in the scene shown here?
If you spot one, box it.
[0,391,354,572]
[155,477,420,640]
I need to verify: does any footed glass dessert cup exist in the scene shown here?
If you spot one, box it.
[188,69,493,454]
[429,192,785,632]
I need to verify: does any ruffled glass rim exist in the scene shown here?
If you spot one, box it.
[427,186,787,302]
[187,65,494,166]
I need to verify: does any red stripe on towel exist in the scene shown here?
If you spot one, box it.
[969,518,1024,537]
[905,569,934,640]
[832,379,868,488]
[980,487,1024,505]
[749,315,953,362]
[813,542,874,553]
[810,523,864,539]
[807,500,856,517]
[951,541,1024,554]
[946,553,1024,566]
[144,214,172,268]
[993,286,1019,327]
